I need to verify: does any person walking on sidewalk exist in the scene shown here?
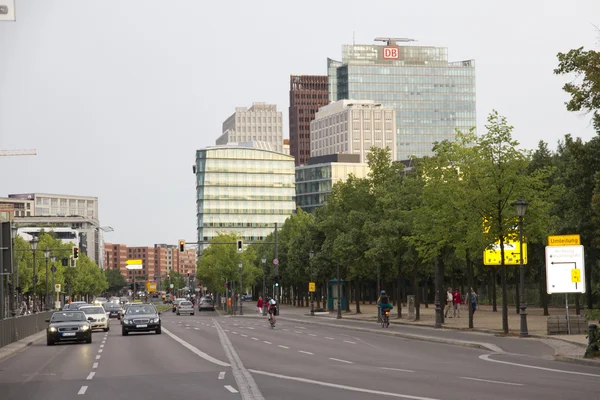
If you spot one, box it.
[444,288,453,318]
[256,296,264,313]
[452,288,462,318]
[469,288,478,315]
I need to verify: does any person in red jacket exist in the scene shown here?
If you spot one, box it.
[256,296,264,313]
[452,289,462,318]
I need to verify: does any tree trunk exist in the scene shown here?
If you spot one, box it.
[515,272,520,314]
[539,260,549,316]
[438,257,446,324]
[396,262,402,319]
[355,280,361,313]
[575,293,581,316]
[345,281,351,312]
[492,268,498,312]
[466,251,474,329]
[413,266,420,321]
[500,236,509,334]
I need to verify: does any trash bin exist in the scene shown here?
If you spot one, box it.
[327,279,346,311]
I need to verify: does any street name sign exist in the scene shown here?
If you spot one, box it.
[125,259,143,270]
[545,245,585,294]
[548,234,580,246]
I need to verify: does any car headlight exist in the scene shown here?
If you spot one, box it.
[48,327,57,332]
[152,318,160,323]
[81,325,90,331]
[101,317,106,322]
[124,319,132,324]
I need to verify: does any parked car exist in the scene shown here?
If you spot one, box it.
[121,304,161,336]
[198,296,215,312]
[46,311,92,346]
[176,300,195,315]
[80,305,110,332]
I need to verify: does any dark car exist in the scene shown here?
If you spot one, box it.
[121,304,161,336]
[46,311,92,346]
[104,303,121,319]
[68,302,90,310]
[198,296,215,312]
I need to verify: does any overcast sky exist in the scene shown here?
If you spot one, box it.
[1,0,598,246]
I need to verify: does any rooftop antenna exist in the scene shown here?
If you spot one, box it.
[374,37,417,46]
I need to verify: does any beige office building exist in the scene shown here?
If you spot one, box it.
[310,99,397,162]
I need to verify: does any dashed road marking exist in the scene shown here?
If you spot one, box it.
[78,386,88,395]
[263,341,272,344]
[232,331,238,335]
[86,372,95,380]
[218,371,226,380]
[241,334,248,338]
[380,367,414,373]
[308,334,317,337]
[224,385,239,393]
[325,337,334,340]
[95,355,101,360]
[460,377,524,386]
[343,340,357,344]
[298,350,314,355]
[92,363,98,369]
[294,331,302,334]
[278,345,290,349]
[98,349,103,353]
[252,337,259,341]
[329,358,353,364]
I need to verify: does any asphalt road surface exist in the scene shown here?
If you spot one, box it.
[0,310,598,399]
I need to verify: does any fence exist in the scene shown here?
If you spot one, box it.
[0,311,54,348]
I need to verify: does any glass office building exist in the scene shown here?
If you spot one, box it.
[328,39,476,160]
[195,144,296,251]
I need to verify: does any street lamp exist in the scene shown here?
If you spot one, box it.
[50,256,56,310]
[30,236,38,313]
[238,261,243,316]
[261,255,267,316]
[44,247,50,311]
[309,251,315,316]
[513,196,529,338]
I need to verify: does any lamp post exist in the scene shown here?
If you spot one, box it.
[336,263,342,319]
[309,251,315,316]
[11,224,18,317]
[261,255,267,316]
[513,196,529,338]
[30,237,38,313]
[238,261,243,316]
[50,256,56,310]
[44,247,50,311]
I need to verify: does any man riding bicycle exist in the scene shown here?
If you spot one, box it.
[267,297,278,324]
[377,290,393,325]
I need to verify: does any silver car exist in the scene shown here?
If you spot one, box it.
[176,301,195,316]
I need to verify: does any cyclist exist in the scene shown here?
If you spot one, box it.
[267,297,278,325]
[377,290,393,324]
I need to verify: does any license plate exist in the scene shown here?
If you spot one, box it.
[62,332,76,336]
[136,324,147,328]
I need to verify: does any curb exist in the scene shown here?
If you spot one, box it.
[553,355,600,368]
[274,315,504,353]
[0,331,46,362]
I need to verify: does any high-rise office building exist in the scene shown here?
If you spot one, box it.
[310,99,396,162]
[195,143,295,252]
[216,102,284,153]
[328,37,476,160]
[289,75,329,166]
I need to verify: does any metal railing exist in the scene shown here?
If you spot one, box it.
[0,311,54,348]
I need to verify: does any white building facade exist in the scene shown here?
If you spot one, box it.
[310,99,397,162]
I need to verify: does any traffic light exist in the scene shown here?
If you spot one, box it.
[167,274,170,279]
[274,275,280,287]
[237,239,243,252]
[179,240,185,253]
[72,247,79,259]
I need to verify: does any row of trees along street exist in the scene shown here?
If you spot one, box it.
[195,44,600,333]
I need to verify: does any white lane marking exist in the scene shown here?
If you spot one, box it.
[343,340,357,344]
[232,331,238,335]
[241,334,248,338]
[460,376,524,386]
[294,326,307,329]
[263,341,272,344]
[380,367,414,373]
[248,369,441,400]
[247,327,255,330]
[86,372,95,380]
[95,355,101,360]
[218,371,226,380]
[225,330,230,332]
[224,385,239,393]
[329,357,353,364]
[325,337,334,340]
[186,327,191,329]
[162,327,230,367]
[283,329,289,332]
[479,354,600,377]
[102,340,106,344]
[77,386,88,395]
[278,345,290,349]
[298,351,314,355]
[92,363,98,369]
[308,333,317,337]
[100,344,104,348]
[98,349,103,353]
[213,318,265,400]
[194,328,200,330]
[252,337,259,341]
[294,331,302,334]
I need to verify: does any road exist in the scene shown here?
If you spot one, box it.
[0,309,598,399]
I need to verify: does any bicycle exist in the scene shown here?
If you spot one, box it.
[381,309,390,328]
[268,311,276,328]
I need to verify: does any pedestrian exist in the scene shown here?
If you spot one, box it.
[452,288,462,318]
[256,296,264,313]
[444,287,453,318]
[470,288,478,315]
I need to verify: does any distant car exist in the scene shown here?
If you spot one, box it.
[46,311,92,346]
[176,301,195,316]
[121,304,161,336]
[93,297,108,305]
[198,296,215,312]
[242,294,252,301]
[104,303,122,319]
[80,305,110,332]
[120,297,128,304]
[69,302,90,310]
[172,298,186,313]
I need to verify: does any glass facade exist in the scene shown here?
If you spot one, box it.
[329,44,476,160]
[295,163,369,213]
[196,146,296,251]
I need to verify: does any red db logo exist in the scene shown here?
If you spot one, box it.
[382,47,399,59]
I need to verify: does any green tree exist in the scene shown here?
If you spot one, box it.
[105,268,127,293]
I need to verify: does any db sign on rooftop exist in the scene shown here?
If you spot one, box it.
[382,47,399,60]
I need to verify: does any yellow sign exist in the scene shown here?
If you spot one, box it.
[54,284,61,292]
[146,282,157,293]
[308,282,316,293]
[548,234,580,246]
[483,241,528,265]
[571,269,581,283]
[126,259,143,265]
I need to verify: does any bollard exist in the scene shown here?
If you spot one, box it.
[584,324,599,359]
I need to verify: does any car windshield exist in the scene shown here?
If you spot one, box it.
[181,301,192,306]
[81,307,105,314]
[126,305,156,315]
[50,312,86,322]
[69,303,89,310]
[105,304,120,310]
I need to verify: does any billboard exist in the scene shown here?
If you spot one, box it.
[8,193,34,200]
[146,282,157,293]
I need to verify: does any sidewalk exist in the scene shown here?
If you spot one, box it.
[0,330,46,362]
